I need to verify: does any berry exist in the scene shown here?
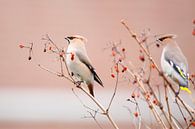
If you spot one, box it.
[112,51,116,56]
[122,66,127,72]
[19,44,24,48]
[28,56,32,60]
[134,112,138,117]
[131,93,135,98]
[192,121,195,127]
[111,73,115,78]
[139,55,145,62]
[193,19,195,24]
[122,48,125,52]
[114,65,119,73]
[192,29,195,36]
[153,99,158,105]
[150,63,155,69]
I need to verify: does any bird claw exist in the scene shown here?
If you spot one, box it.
[74,81,83,87]
[175,92,179,97]
[175,88,180,97]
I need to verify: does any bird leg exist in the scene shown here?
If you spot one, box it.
[74,81,83,87]
[175,87,180,97]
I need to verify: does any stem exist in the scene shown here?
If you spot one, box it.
[164,82,173,127]
[107,63,119,111]
[78,86,119,129]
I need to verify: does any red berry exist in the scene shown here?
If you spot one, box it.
[19,44,24,48]
[122,48,125,52]
[153,99,158,105]
[192,29,195,36]
[193,19,195,24]
[114,65,119,73]
[192,121,195,127]
[150,63,155,69]
[139,55,145,62]
[122,66,127,72]
[134,112,138,117]
[49,46,52,50]
[111,73,115,78]
[112,51,116,56]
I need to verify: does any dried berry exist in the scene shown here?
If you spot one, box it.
[139,55,145,62]
[19,44,24,48]
[28,56,32,60]
[131,93,135,98]
[122,48,125,52]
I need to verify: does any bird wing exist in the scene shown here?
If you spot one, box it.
[164,44,188,81]
[164,45,188,72]
[76,51,103,87]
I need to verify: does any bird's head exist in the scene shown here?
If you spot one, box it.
[156,34,177,46]
[65,35,87,45]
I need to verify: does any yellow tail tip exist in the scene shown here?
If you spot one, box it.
[180,87,192,94]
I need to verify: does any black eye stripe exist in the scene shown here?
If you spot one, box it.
[67,36,75,40]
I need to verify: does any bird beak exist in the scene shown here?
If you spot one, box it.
[64,37,70,44]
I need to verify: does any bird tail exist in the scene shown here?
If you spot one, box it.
[88,83,94,97]
[180,86,191,94]
[93,71,103,87]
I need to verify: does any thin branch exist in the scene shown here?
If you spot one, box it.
[77,85,119,129]
[175,98,188,126]
[107,63,119,111]
[164,81,173,127]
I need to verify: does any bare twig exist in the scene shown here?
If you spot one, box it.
[77,85,119,129]
[107,63,119,111]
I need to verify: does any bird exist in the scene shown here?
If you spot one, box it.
[159,34,191,94]
[64,35,103,97]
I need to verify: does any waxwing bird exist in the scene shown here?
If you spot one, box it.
[159,34,191,94]
[64,35,103,97]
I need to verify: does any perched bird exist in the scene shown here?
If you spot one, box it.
[64,35,103,97]
[159,34,191,94]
